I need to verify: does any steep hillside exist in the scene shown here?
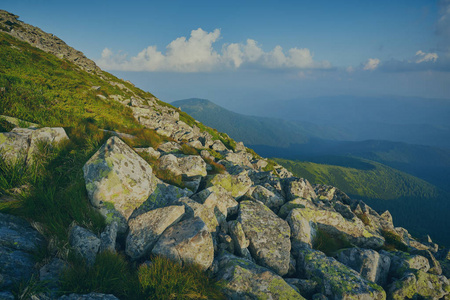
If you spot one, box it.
[273,157,450,245]
[1,10,449,300]
[172,98,346,147]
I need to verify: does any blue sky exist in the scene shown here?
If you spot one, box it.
[2,0,450,111]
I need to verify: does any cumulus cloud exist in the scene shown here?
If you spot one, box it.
[415,50,438,63]
[97,28,331,72]
[363,58,380,70]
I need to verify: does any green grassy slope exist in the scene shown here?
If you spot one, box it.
[274,157,450,246]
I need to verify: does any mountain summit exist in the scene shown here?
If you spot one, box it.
[1,10,449,300]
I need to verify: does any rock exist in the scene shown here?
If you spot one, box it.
[137,180,192,213]
[211,140,227,151]
[251,159,268,171]
[284,278,319,299]
[157,141,182,153]
[383,250,431,278]
[288,207,385,250]
[158,154,207,177]
[205,171,252,199]
[287,208,316,252]
[58,293,119,300]
[283,178,317,201]
[224,151,253,168]
[298,248,386,299]
[215,252,305,299]
[278,198,314,219]
[411,249,442,275]
[228,220,250,257]
[176,197,222,233]
[387,270,450,300]
[250,185,284,211]
[83,136,158,233]
[26,127,69,162]
[69,226,100,265]
[0,131,31,163]
[126,205,185,259]
[192,186,239,218]
[99,221,118,253]
[336,248,391,286]
[238,200,291,276]
[235,142,246,152]
[39,258,67,291]
[0,213,45,290]
[134,146,161,159]
[152,217,214,270]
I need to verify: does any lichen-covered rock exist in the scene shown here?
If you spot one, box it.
[69,226,100,265]
[388,270,450,300]
[126,205,185,259]
[289,207,384,249]
[0,131,31,163]
[137,180,192,213]
[250,185,285,211]
[283,178,317,201]
[99,221,118,253]
[205,171,252,199]
[336,248,391,286]
[39,258,68,292]
[158,154,207,177]
[215,252,305,300]
[0,213,45,291]
[287,208,316,250]
[278,198,314,219]
[83,136,157,232]
[298,248,386,300]
[152,217,214,270]
[228,220,250,257]
[211,140,227,151]
[176,197,223,234]
[383,250,431,278]
[26,127,69,163]
[411,249,442,275]
[157,141,182,153]
[192,186,239,218]
[238,200,291,276]
[224,151,253,168]
[284,278,319,299]
[134,146,161,159]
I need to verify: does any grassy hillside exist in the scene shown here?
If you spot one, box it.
[172,98,345,147]
[274,157,450,246]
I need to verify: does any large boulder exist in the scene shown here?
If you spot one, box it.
[151,217,214,270]
[382,250,431,278]
[137,180,192,213]
[249,185,285,211]
[176,197,222,234]
[337,248,391,286]
[238,200,291,276]
[298,248,386,300]
[126,205,185,259]
[83,136,158,232]
[158,154,207,177]
[288,207,385,250]
[0,213,45,291]
[215,252,305,300]
[192,186,239,218]
[205,171,253,199]
[228,220,250,257]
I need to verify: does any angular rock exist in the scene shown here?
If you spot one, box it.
[288,207,385,250]
[250,185,284,211]
[26,127,69,163]
[215,252,305,300]
[69,226,100,265]
[383,250,431,278]
[83,136,157,232]
[39,258,67,291]
[388,270,450,300]
[238,200,291,276]
[287,208,316,251]
[284,278,319,299]
[298,248,386,299]
[283,178,317,201]
[176,197,222,234]
[192,186,239,217]
[211,140,227,151]
[138,180,192,213]
[205,171,252,199]
[158,154,207,177]
[126,205,185,259]
[152,217,214,270]
[336,248,391,286]
[134,146,161,159]
[0,213,45,290]
[224,151,253,168]
[278,198,314,219]
[99,221,118,253]
[157,141,182,153]
[228,220,250,257]
[0,131,30,163]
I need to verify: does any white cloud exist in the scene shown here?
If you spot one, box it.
[97,28,331,72]
[363,58,380,70]
[415,50,438,63]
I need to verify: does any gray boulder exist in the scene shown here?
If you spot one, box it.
[336,248,391,286]
[158,154,207,177]
[157,141,182,153]
[83,136,158,233]
[205,171,252,199]
[228,220,250,257]
[137,180,192,213]
[126,205,185,259]
[215,252,305,299]
[0,213,45,290]
[238,200,291,276]
[69,226,100,265]
[152,217,214,270]
[249,185,285,211]
[192,186,239,218]
[298,248,386,299]
[134,146,161,159]
[99,221,118,253]
[283,178,317,201]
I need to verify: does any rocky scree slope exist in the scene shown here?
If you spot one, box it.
[1,10,450,300]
